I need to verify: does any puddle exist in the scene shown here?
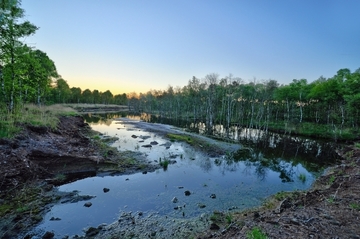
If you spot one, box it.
[30,116,321,238]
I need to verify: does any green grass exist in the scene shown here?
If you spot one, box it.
[246,227,267,239]
[166,133,194,145]
[0,104,79,139]
[299,173,307,183]
[350,202,360,210]
[159,158,169,170]
[329,175,336,185]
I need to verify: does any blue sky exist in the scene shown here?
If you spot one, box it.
[22,0,360,94]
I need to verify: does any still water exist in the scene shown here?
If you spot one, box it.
[30,113,335,238]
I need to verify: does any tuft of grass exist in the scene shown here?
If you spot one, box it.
[246,227,267,239]
[355,142,360,149]
[350,202,360,210]
[327,196,335,203]
[299,173,306,183]
[159,158,169,170]
[54,173,66,182]
[329,175,336,185]
[225,214,233,224]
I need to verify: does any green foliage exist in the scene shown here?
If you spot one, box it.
[299,173,306,183]
[246,227,267,239]
[329,175,336,185]
[225,214,233,224]
[159,158,169,170]
[167,133,194,145]
[349,203,360,210]
[327,196,335,203]
[274,191,288,201]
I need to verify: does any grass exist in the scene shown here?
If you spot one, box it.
[350,202,360,210]
[246,227,267,239]
[0,104,78,139]
[327,196,335,203]
[329,175,336,185]
[166,133,194,145]
[159,158,169,170]
[299,173,307,183]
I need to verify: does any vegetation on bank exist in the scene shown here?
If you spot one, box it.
[0,104,78,138]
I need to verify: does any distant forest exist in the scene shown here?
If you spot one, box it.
[1,1,360,140]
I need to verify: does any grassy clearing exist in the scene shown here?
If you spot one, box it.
[0,104,78,139]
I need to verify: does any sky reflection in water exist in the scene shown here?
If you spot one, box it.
[33,115,320,238]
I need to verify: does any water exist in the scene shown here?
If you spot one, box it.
[30,113,334,238]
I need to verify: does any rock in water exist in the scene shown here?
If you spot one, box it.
[103,188,110,193]
[184,190,191,196]
[172,197,178,203]
[84,202,92,207]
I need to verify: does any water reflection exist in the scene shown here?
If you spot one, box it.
[30,112,340,238]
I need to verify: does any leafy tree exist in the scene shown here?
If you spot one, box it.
[0,0,38,110]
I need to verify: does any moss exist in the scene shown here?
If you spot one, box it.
[166,133,194,145]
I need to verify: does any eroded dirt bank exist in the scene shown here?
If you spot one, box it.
[0,115,158,238]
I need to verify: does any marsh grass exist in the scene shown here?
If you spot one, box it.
[0,104,78,138]
[299,173,307,183]
[246,227,267,239]
[159,157,169,170]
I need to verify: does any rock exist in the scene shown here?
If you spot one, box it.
[103,188,110,193]
[172,197,178,203]
[150,141,159,145]
[210,193,216,199]
[142,144,152,148]
[42,231,55,239]
[125,178,129,181]
[178,186,184,189]
[210,223,220,230]
[198,203,206,208]
[131,135,138,138]
[142,171,147,174]
[85,226,100,237]
[184,190,191,196]
[138,211,143,216]
[139,135,151,140]
[49,217,61,221]
[84,202,92,207]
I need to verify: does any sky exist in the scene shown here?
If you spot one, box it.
[21,0,360,95]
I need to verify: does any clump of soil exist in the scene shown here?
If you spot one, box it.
[196,144,360,239]
[0,115,158,238]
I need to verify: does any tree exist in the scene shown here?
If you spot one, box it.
[0,0,38,110]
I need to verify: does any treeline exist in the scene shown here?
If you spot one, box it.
[48,78,127,105]
[0,1,127,112]
[130,69,360,140]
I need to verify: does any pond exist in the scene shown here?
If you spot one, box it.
[30,113,337,238]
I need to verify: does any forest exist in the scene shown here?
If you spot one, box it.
[1,0,360,140]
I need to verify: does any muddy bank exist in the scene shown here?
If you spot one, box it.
[0,115,159,238]
[196,145,360,239]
